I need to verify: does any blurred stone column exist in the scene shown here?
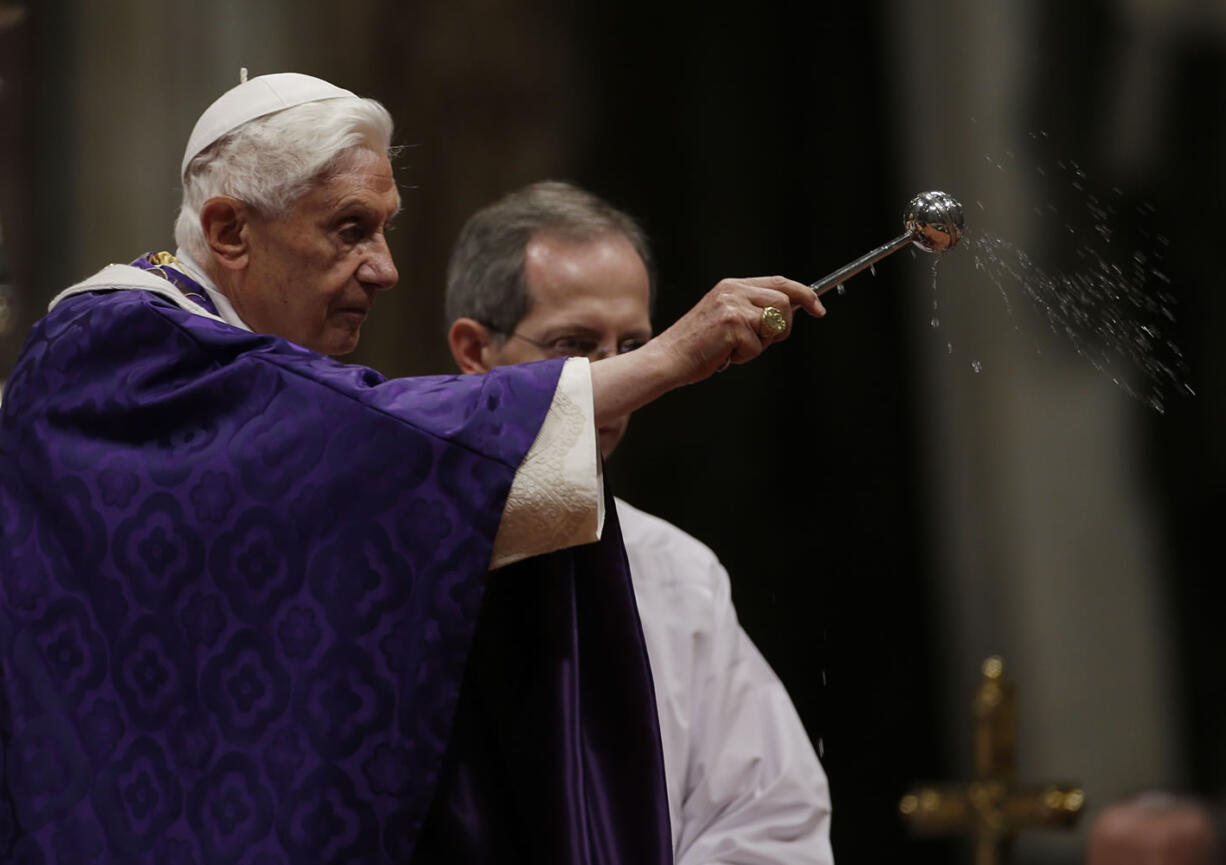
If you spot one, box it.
[891,3,1182,864]
[358,0,593,377]
[67,0,302,278]
[7,0,310,325]
[0,2,28,391]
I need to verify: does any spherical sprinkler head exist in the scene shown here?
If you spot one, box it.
[904,190,964,253]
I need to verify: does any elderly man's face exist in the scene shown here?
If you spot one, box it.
[239,147,400,355]
[491,230,652,457]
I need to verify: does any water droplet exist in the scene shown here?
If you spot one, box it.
[946,342,953,354]
[836,284,846,295]
[869,264,876,277]
[931,318,940,329]
[971,360,982,373]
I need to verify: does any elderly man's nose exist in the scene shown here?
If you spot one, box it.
[360,245,398,291]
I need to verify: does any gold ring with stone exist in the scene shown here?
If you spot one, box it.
[759,305,787,337]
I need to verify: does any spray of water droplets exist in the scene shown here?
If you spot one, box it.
[947,138,1191,413]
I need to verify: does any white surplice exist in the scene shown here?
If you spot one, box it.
[617,498,834,865]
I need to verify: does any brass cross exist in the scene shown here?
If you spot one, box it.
[899,656,1085,865]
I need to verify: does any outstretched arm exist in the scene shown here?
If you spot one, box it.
[493,276,826,567]
[590,276,825,426]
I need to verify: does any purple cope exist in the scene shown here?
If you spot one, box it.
[0,274,672,864]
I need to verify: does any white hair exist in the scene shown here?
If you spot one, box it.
[174,97,394,262]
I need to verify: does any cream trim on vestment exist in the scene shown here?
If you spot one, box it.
[49,264,229,323]
[490,357,604,569]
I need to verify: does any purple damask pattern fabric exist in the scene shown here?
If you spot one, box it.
[0,287,672,863]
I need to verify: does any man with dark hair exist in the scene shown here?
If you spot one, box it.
[447,180,835,865]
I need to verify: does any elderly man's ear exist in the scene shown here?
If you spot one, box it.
[199,196,251,271]
[448,318,497,374]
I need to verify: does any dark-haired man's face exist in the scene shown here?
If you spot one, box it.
[491,230,652,457]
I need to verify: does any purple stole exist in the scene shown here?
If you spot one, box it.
[128,252,221,317]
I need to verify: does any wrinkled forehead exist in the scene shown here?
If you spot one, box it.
[297,147,402,217]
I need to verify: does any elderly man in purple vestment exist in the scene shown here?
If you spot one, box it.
[0,73,825,864]
[446,180,835,865]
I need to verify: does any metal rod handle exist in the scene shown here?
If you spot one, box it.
[809,231,915,298]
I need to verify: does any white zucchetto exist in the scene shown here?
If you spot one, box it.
[181,72,357,178]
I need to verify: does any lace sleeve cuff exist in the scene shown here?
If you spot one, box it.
[490,357,605,569]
